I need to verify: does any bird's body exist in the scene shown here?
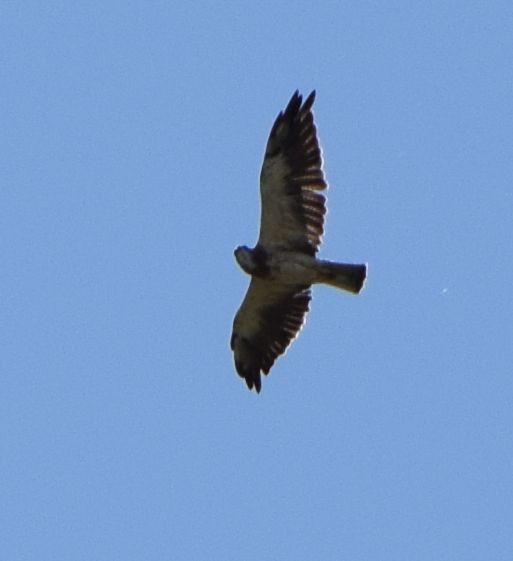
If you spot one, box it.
[236,246,316,283]
[231,91,367,392]
[265,251,318,285]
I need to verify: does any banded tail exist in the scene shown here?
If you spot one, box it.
[317,260,367,294]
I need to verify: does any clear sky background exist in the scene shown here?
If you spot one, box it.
[2,2,512,560]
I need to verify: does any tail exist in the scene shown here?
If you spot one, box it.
[316,260,367,294]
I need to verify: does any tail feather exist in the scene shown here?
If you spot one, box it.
[317,261,367,294]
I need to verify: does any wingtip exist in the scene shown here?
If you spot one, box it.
[235,358,262,393]
[303,90,316,112]
[285,90,302,115]
[289,89,316,105]
[244,373,262,393]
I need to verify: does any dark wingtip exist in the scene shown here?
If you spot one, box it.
[269,90,317,141]
[284,90,302,118]
[286,89,316,119]
[303,90,316,111]
[253,377,262,393]
[236,359,262,393]
[244,372,262,393]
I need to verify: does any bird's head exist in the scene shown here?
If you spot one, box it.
[234,245,258,275]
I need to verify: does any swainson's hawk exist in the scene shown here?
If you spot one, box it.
[231,91,367,392]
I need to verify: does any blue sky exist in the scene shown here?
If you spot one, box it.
[2,1,513,559]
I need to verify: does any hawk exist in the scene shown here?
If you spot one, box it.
[231,90,367,392]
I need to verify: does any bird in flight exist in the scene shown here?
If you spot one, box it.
[231,91,367,392]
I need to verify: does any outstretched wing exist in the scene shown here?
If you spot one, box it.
[258,90,327,256]
[231,279,311,392]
